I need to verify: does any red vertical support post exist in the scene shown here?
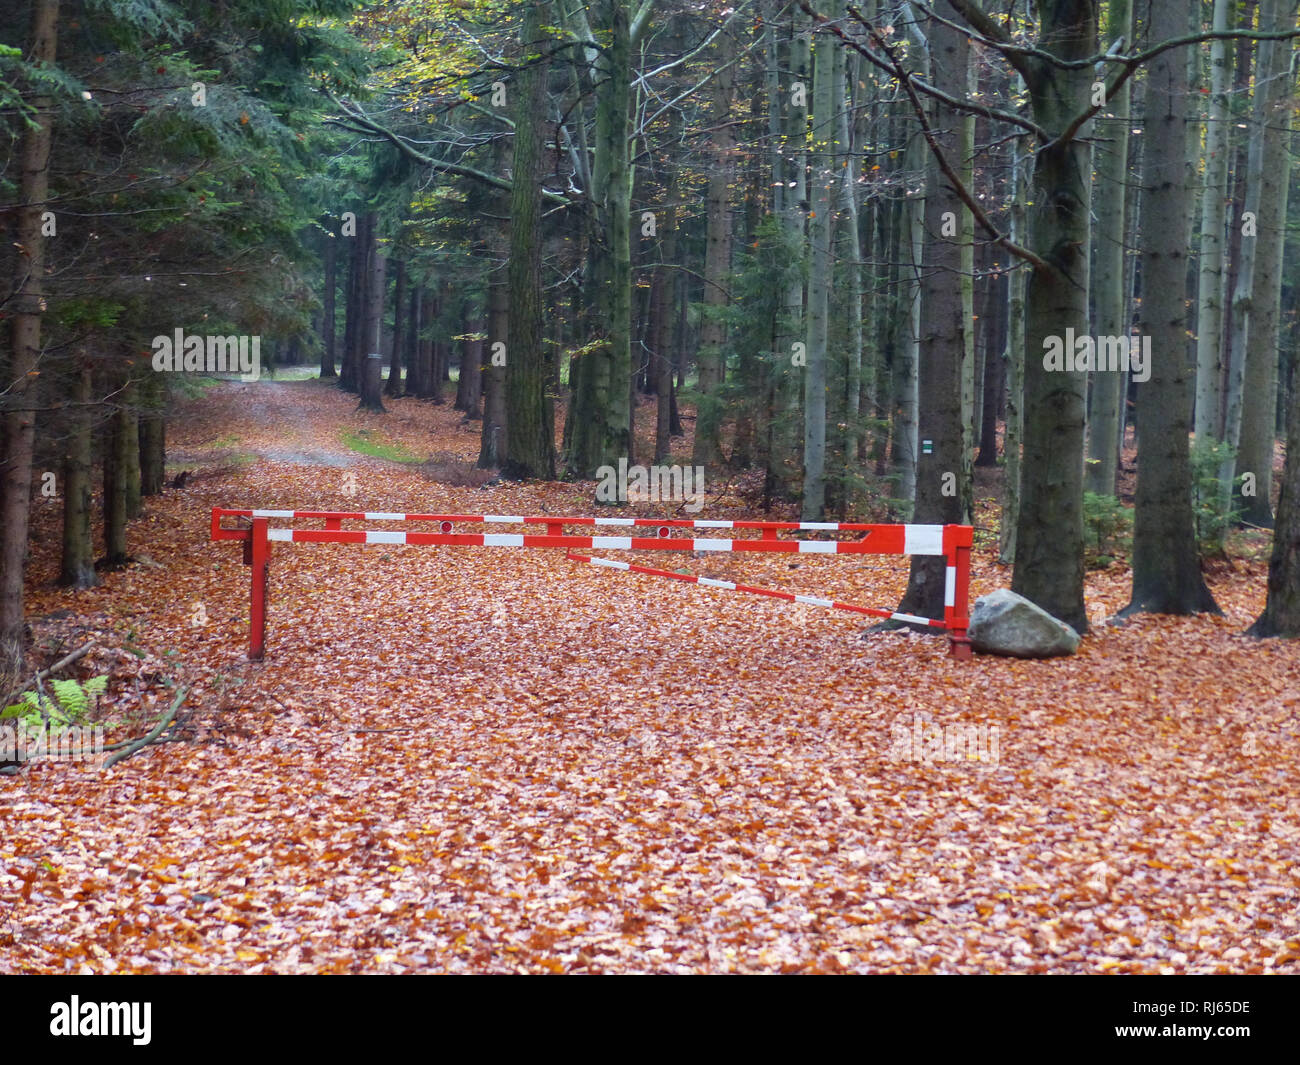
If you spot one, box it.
[249,517,271,661]
[945,524,973,660]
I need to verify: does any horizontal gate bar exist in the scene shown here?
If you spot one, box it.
[565,551,945,628]
[210,507,973,661]
[214,508,896,531]
[212,508,955,556]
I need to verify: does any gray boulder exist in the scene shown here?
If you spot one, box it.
[968,589,1079,658]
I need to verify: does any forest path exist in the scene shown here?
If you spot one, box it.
[6,376,1298,976]
[167,378,436,472]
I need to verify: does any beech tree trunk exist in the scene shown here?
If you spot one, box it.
[1193,0,1232,444]
[801,6,834,520]
[999,129,1027,564]
[1009,0,1096,633]
[502,0,557,480]
[694,26,736,472]
[566,0,634,477]
[1235,0,1299,527]
[895,7,968,624]
[1086,0,1133,497]
[1121,0,1219,618]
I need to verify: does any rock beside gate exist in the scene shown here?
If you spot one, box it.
[968,589,1079,658]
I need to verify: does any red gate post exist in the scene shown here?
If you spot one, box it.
[248,517,271,660]
[945,524,973,660]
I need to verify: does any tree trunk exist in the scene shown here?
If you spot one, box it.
[651,173,679,463]
[418,287,439,401]
[439,281,453,383]
[957,48,976,524]
[999,129,1028,564]
[839,48,864,476]
[1086,0,1134,497]
[895,6,968,623]
[138,367,166,497]
[801,8,835,519]
[320,227,338,378]
[1248,342,1300,635]
[694,26,736,471]
[102,370,132,569]
[407,285,424,397]
[386,258,405,396]
[565,0,634,477]
[503,0,557,480]
[1120,0,1219,619]
[776,4,810,498]
[1220,5,1272,510]
[357,232,387,408]
[975,251,1006,467]
[1,0,59,671]
[426,286,445,402]
[122,372,141,520]
[1235,0,1298,527]
[1193,0,1232,444]
[479,239,509,468]
[1010,1,1095,633]
[60,355,97,589]
[339,210,370,393]
[891,124,924,510]
[457,305,484,418]
[1218,10,1257,439]
[359,353,386,413]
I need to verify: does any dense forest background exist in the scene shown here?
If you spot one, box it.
[5,0,1300,680]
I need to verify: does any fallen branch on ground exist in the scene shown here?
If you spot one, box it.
[103,687,188,769]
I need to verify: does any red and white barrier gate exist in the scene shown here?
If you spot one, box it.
[211,508,973,661]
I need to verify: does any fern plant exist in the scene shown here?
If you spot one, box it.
[2,676,108,734]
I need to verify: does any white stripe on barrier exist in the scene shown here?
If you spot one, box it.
[484,515,526,524]
[945,566,956,607]
[590,556,630,570]
[800,522,840,530]
[365,531,407,545]
[365,512,407,521]
[904,524,945,555]
[592,536,634,549]
[692,538,733,552]
[483,534,525,547]
[798,541,836,554]
[699,577,736,590]
[593,518,636,526]
[892,611,932,626]
[254,510,296,518]
[904,525,944,555]
[694,520,734,528]
[268,529,293,541]
[796,594,834,607]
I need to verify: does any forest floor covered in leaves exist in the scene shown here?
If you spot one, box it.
[3,377,1298,974]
